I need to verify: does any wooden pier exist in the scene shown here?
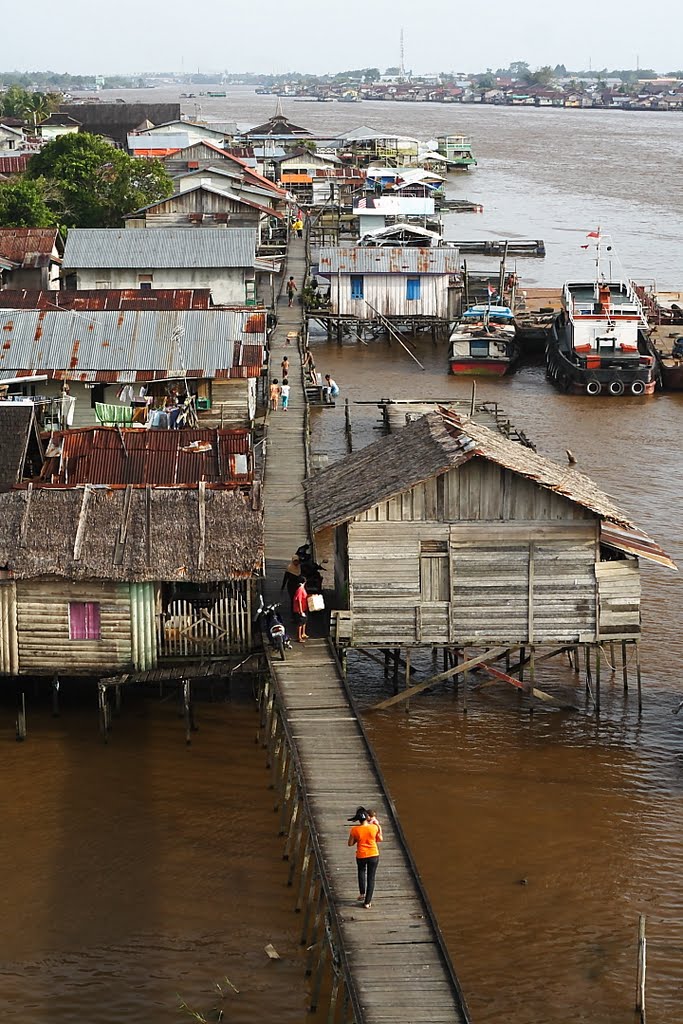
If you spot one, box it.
[261,235,471,1023]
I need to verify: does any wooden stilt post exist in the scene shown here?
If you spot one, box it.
[300,872,319,945]
[284,794,300,861]
[277,748,292,824]
[392,649,399,694]
[287,817,305,887]
[272,726,287,807]
[328,973,341,1024]
[432,647,438,672]
[609,641,616,674]
[528,645,535,715]
[519,645,525,683]
[310,935,328,1012]
[295,834,312,913]
[384,649,390,680]
[462,650,468,714]
[51,675,60,717]
[98,683,110,743]
[183,679,192,745]
[595,644,601,715]
[585,645,592,695]
[453,648,460,696]
[636,642,643,719]
[622,640,629,693]
[114,683,122,717]
[404,648,411,715]
[306,889,325,975]
[16,690,27,742]
[635,913,647,1020]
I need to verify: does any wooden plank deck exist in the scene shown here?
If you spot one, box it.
[262,236,470,1023]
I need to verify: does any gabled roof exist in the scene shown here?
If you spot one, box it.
[303,410,675,569]
[175,166,280,203]
[125,183,283,220]
[244,113,311,136]
[0,228,63,268]
[63,227,257,269]
[39,113,81,127]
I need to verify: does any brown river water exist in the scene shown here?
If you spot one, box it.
[1,88,682,1023]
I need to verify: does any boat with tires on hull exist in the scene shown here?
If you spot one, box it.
[448,304,519,376]
[546,278,658,396]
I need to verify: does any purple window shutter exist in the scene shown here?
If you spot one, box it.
[69,602,87,640]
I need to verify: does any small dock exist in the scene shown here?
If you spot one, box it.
[261,236,471,1023]
[376,398,536,449]
[455,239,545,257]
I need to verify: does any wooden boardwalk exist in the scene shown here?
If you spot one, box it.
[262,237,471,1023]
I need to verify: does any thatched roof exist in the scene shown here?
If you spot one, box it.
[304,410,675,569]
[0,405,43,490]
[0,486,263,582]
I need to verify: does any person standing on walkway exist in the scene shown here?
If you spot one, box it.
[347,807,382,909]
[280,377,290,411]
[292,576,309,643]
[280,355,289,378]
[286,277,297,307]
[269,378,281,411]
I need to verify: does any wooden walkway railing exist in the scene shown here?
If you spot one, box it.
[261,235,471,1023]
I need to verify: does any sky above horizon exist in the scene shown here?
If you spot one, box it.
[5,0,683,76]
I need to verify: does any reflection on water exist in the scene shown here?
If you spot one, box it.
[1,87,683,1023]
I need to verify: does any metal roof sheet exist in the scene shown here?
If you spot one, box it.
[0,228,62,268]
[0,289,212,310]
[62,228,257,270]
[318,246,460,275]
[51,427,251,487]
[0,309,266,378]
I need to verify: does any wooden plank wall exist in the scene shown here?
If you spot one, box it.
[15,579,133,675]
[596,559,641,638]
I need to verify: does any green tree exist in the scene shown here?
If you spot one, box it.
[0,86,61,123]
[521,66,555,86]
[384,66,401,76]
[474,72,496,89]
[0,177,57,227]
[508,61,530,79]
[27,132,173,227]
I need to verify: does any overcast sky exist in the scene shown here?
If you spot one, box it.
[5,0,683,76]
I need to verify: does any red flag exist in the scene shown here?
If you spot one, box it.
[586,229,601,238]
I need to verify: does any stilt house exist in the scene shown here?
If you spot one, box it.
[0,424,263,677]
[303,410,674,649]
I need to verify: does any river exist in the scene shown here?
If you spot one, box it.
[1,87,682,1024]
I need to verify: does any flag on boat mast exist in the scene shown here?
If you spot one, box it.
[587,228,601,238]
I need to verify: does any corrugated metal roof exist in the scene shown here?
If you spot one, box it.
[318,246,460,275]
[0,309,266,378]
[0,228,62,268]
[0,289,212,310]
[62,228,257,270]
[51,427,251,486]
[0,155,30,173]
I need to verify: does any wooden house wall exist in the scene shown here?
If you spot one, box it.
[208,378,255,426]
[596,559,641,638]
[340,458,624,647]
[332,274,449,319]
[14,579,133,675]
[138,190,262,230]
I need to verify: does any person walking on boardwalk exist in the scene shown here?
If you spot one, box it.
[286,276,297,307]
[347,806,383,909]
[292,576,309,643]
[280,376,290,411]
[280,355,289,378]
[269,378,281,411]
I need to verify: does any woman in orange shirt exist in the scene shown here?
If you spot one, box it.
[347,807,383,909]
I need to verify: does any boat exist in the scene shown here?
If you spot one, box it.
[635,287,683,390]
[448,304,519,376]
[547,264,658,396]
[436,135,477,169]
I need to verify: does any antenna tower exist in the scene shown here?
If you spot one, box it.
[400,27,405,80]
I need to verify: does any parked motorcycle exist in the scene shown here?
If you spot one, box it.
[254,596,292,661]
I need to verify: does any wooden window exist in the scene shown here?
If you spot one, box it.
[406,277,421,300]
[69,601,101,641]
[420,540,449,602]
[350,275,364,299]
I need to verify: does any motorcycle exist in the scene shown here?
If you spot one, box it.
[295,543,326,595]
[254,596,292,661]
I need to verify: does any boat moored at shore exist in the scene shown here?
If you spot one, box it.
[448,304,519,376]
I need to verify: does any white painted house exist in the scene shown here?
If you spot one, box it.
[318,246,460,320]
[62,228,262,305]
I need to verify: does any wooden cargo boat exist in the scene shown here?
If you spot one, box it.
[448,304,519,376]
